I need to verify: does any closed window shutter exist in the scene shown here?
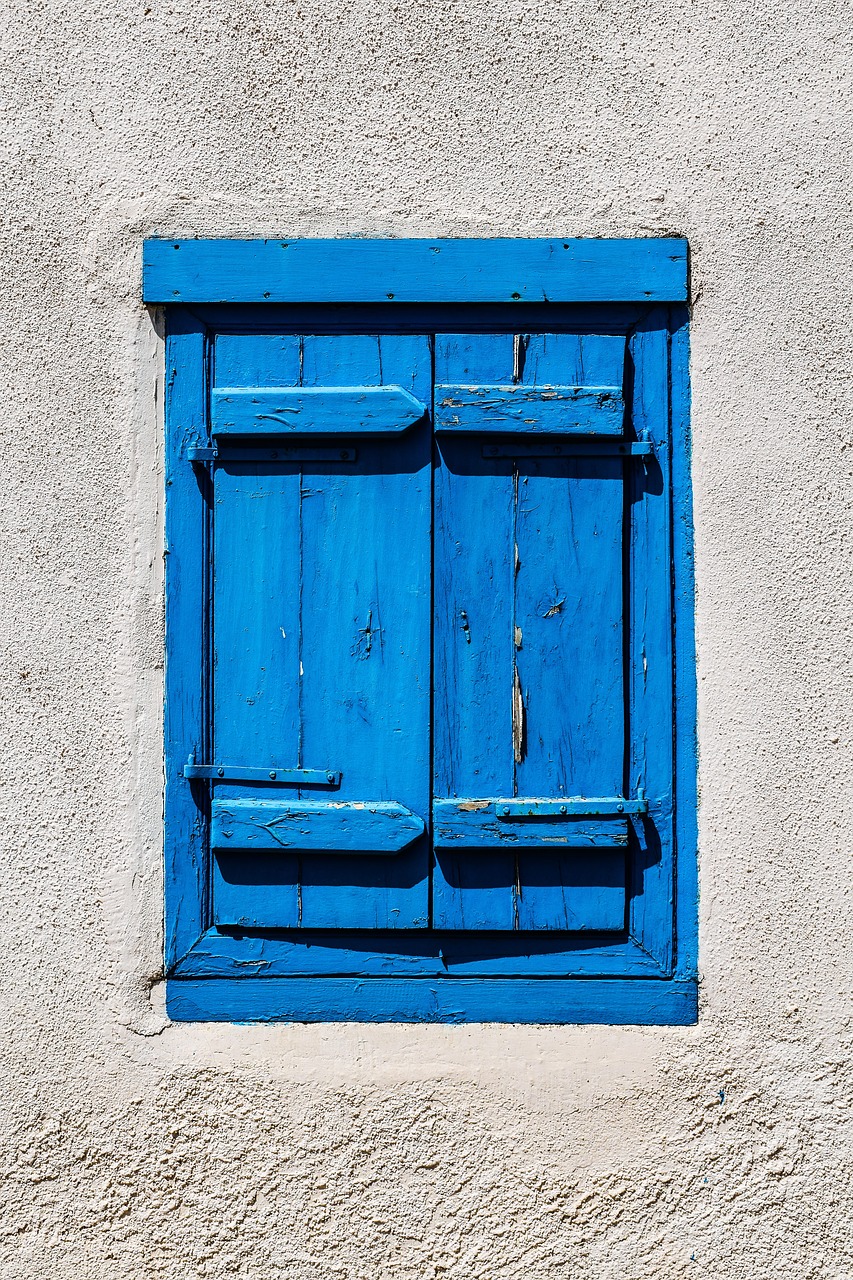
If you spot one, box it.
[153,237,695,1024]
[184,325,670,941]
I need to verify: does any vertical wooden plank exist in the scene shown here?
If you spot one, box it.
[521,331,626,393]
[517,330,627,932]
[513,456,624,798]
[210,461,303,926]
[505,330,627,931]
[209,333,303,925]
[213,333,302,387]
[628,309,674,969]
[164,309,209,966]
[433,334,516,929]
[512,451,626,930]
[296,333,432,928]
[669,306,698,981]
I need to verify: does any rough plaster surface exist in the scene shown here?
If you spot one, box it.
[0,0,851,1274]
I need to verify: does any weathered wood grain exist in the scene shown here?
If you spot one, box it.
[432,334,518,929]
[175,927,668,979]
[433,800,629,848]
[163,311,209,967]
[211,385,427,436]
[166,977,699,1025]
[212,799,425,853]
[434,383,623,433]
[625,311,676,969]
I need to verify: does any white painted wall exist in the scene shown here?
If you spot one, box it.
[0,0,851,1273]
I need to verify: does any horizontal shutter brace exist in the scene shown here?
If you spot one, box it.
[212,799,425,856]
[211,385,428,436]
[435,383,624,434]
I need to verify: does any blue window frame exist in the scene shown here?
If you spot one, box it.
[145,239,696,1024]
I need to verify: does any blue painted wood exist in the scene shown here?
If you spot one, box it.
[208,332,432,929]
[434,383,623,433]
[162,292,696,1022]
[432,331,630,932]
[669,307,698,984]
[174,928,667,978]
[163,311,209,968]
[625,311,676,972]
[214,332,302,385]
[166,976,698,1024]
[516,453,625,929]
[432,336,517,930]
[211,449,302,925]
[211,385,427,436]
[212,799,425,853]
[433,801,628,848]
[144,238,689,304]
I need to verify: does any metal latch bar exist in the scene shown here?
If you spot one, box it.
[187,445,357,464]
[184,762,341,786]
[496,795,648,819]
[481,441,654,460]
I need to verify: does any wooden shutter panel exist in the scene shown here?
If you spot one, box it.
[206,333,432,929]
[432,332,637,931]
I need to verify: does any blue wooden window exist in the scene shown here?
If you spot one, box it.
[147,239,696,1024]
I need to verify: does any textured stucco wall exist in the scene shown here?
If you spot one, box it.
[0,0,851,1274]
